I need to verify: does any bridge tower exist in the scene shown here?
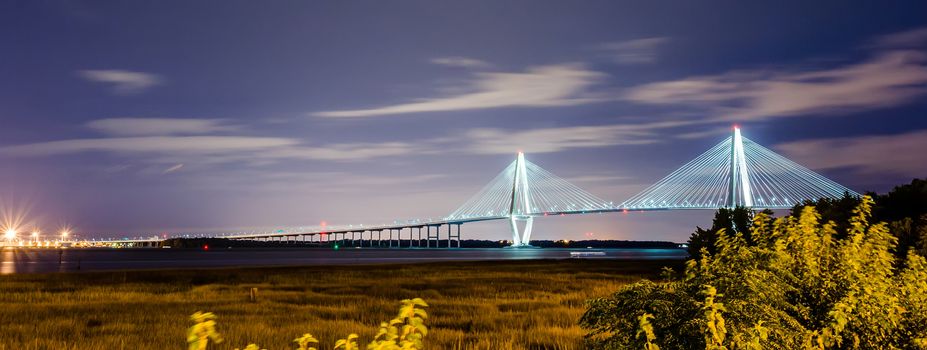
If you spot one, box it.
[508,152,534,247]
[620,126,858,210]
[446,152,615,247]
[728,127,753,208]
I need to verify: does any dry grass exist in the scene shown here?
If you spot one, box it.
[0,258,678,349]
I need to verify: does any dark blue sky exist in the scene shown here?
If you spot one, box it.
[2,1,926,241]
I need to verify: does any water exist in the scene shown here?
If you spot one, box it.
[0,247,687,274]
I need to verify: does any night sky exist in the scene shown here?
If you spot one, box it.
[2,1,926,241]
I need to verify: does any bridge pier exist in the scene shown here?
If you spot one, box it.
[426,225,440,248]
[450,223,461,248]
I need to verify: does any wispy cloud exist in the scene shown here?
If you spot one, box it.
[77,69,162,95]
[624,28,927,121]
[430,56,490,69]
[598,37,669,64]
[313,64,608,117]
[457,120,694,155]
[162,163,184,174]
[86,118,236,136]
[0,136,298,157]
[245,172,447,192]
[1,115,429,163]
[257,142,423,161]
[869,26,927,48]
[775,130,927,177]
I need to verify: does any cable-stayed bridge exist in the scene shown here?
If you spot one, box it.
[81,127,858,248]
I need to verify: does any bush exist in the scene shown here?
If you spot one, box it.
[582,196,927,349]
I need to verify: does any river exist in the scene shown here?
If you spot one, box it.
[0,246,687,274]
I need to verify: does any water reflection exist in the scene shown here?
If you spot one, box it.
[1,248,15,274]
[0,247,687,274]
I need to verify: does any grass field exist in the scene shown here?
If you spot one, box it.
[0,258,679,349]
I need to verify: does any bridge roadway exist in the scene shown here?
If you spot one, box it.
[73,206,776,248]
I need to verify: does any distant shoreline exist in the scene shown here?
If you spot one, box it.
[156,237,684,249]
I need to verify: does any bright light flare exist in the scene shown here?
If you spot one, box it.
[4,228,16,240]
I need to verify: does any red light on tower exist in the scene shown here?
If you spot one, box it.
[203,244,209,250]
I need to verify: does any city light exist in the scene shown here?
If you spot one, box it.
[4,228,16,240]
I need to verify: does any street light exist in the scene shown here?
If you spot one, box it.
[60,230,70,240]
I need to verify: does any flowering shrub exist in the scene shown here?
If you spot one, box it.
[581,196,927,349]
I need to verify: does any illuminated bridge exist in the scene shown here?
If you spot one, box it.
[78,127,858,248]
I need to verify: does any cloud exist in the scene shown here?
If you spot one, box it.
[313,64,608,117]
[598,37,669,64]
[869,26,927,49]
[624,28,927,121]
[77,69,162,94]
[775,130,927,177]
[258,142,423,161]
[1,114,427,162]
[0,136,424,163]
[162,163,184,174]
[430,56,490,68]
[0,136,298,157]
[86,118,236,136]
[458,120,694,155]
[625,50,927,121]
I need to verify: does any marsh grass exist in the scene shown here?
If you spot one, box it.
[0,258,676,349]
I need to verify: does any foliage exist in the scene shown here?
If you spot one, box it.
[333,334,359,350]
[701,286,726,350]
[637,313,660,350]
[794,179,927,259]
[367,298,429,350]
[687,206,772,261]
[186,298,428,350]
[235,345,265,350]
[582,195,927,349]
[791,192,862,239]
[187,311,223,350]
[295,333,320,350]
